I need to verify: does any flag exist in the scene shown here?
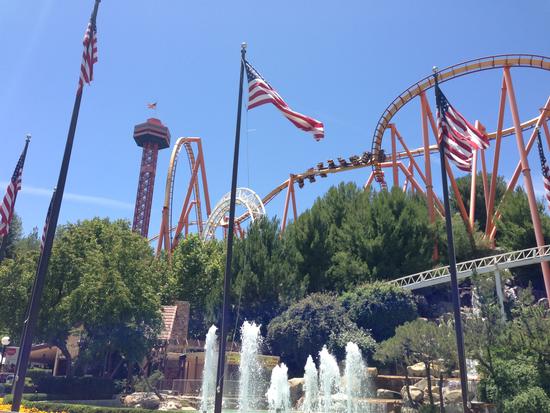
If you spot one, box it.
[0,141,29,237]
[536,129,550,210]
[40,190,56,253]
[244,60,324,141]
[78,22,98,91]
[435,84,488,171]
[147,102,157,110]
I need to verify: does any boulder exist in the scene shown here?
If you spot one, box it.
[123,392,161,409]
[366,367,378,377]
[407,362,426,377]
[444,389,463,404]
[288,377,305,407]
[376,388,401,399]
[401,385,424,403]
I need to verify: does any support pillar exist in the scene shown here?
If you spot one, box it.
[494,267,506,321]
[503,67,550,298]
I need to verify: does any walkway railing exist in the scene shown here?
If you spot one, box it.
[389,244,550,290]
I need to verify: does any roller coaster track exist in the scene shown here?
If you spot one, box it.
[370,54,550,177]
[154,137,211,255]
[233,113,546,225]
[389,244,550,291]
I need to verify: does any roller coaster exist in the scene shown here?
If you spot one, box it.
[151,53,550,295]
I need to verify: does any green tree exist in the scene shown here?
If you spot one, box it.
[375,318,456,409]
[38,218,162,376]
[169,235,224,338]
[232,217,305,333]
[285,184,438,290]
[495,188,550,286]
[451,173,506,232]
[0,213,23,260]
[496,187,550,251]
[266,293,375,376]
[340,281,418,342]
[0,250,39,341]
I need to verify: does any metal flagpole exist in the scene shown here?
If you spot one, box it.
[433,67,470,413]
[213,42,247,413]
[0,135,31,264]
[10,2,101,411]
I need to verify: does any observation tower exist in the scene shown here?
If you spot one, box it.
[132,118,170,238]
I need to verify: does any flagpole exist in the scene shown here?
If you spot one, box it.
[0,135,31,264]
[10,2,101,411]
[213,42,247,413]
[433,67,470,413]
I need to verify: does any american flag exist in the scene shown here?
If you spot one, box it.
[40,190,56,253]
[0,141,29,237]
[536,129,550,210]
[245,60,324,141]
[78,22,98,91]
[435,84,488,171]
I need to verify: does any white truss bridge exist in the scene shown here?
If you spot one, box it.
[389,244,550,290]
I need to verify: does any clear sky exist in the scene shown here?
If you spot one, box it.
[1,0,549,238]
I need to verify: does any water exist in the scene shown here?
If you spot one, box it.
[200,325,218,412]
[238,321,263,412]
[303,355,319,413]
[344,342,364,413]
[318,346,340,413]
[266,363,290,412]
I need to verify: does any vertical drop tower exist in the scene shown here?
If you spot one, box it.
[132,118,170,238]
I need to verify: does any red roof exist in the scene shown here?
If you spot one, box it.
[160,305,177,341]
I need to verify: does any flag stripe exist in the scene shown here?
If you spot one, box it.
[78,23,98,91]
[245,61,324,141]
[436,84,488,171]
[0,144,28,237]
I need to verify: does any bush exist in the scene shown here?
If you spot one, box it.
[340,282,417,341]
[267,292,375,376]
[480,358,539,404]
[503,387,550,413]
[3,393,101,402]
[35,376,115,400]
[25,401,154,413]
[26,368,53,386]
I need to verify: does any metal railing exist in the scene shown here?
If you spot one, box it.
[389,244,550,290]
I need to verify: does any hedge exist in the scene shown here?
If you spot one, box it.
[25,401,154,413]
[3,393,95,403]
[35,377,115,400]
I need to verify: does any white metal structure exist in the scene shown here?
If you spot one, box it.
[202,187,266,240]
[389,244,550,290]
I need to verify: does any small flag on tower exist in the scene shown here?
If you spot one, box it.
[0,138,30,237]
[78,22,98,91]
[435,84,489,171]
[536,129,550,210]
[244,60,324,141]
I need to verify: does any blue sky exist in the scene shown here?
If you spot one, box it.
[1,0,549,238]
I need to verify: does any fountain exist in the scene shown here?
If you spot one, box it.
[344,342,364,413]
[303,355,319,413]
[200,325,218,412]
[266,363,290,412]
[238,321,263,412]
[319,346,340,413]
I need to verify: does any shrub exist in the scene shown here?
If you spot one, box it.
[480,358,539,404]
[3,393,101,402]
[35,376,115,400]
[503,387,550,413]
[25,401,154,413]
[26,368,53,386]
[340,281,417,341]
[267,292,375,376]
